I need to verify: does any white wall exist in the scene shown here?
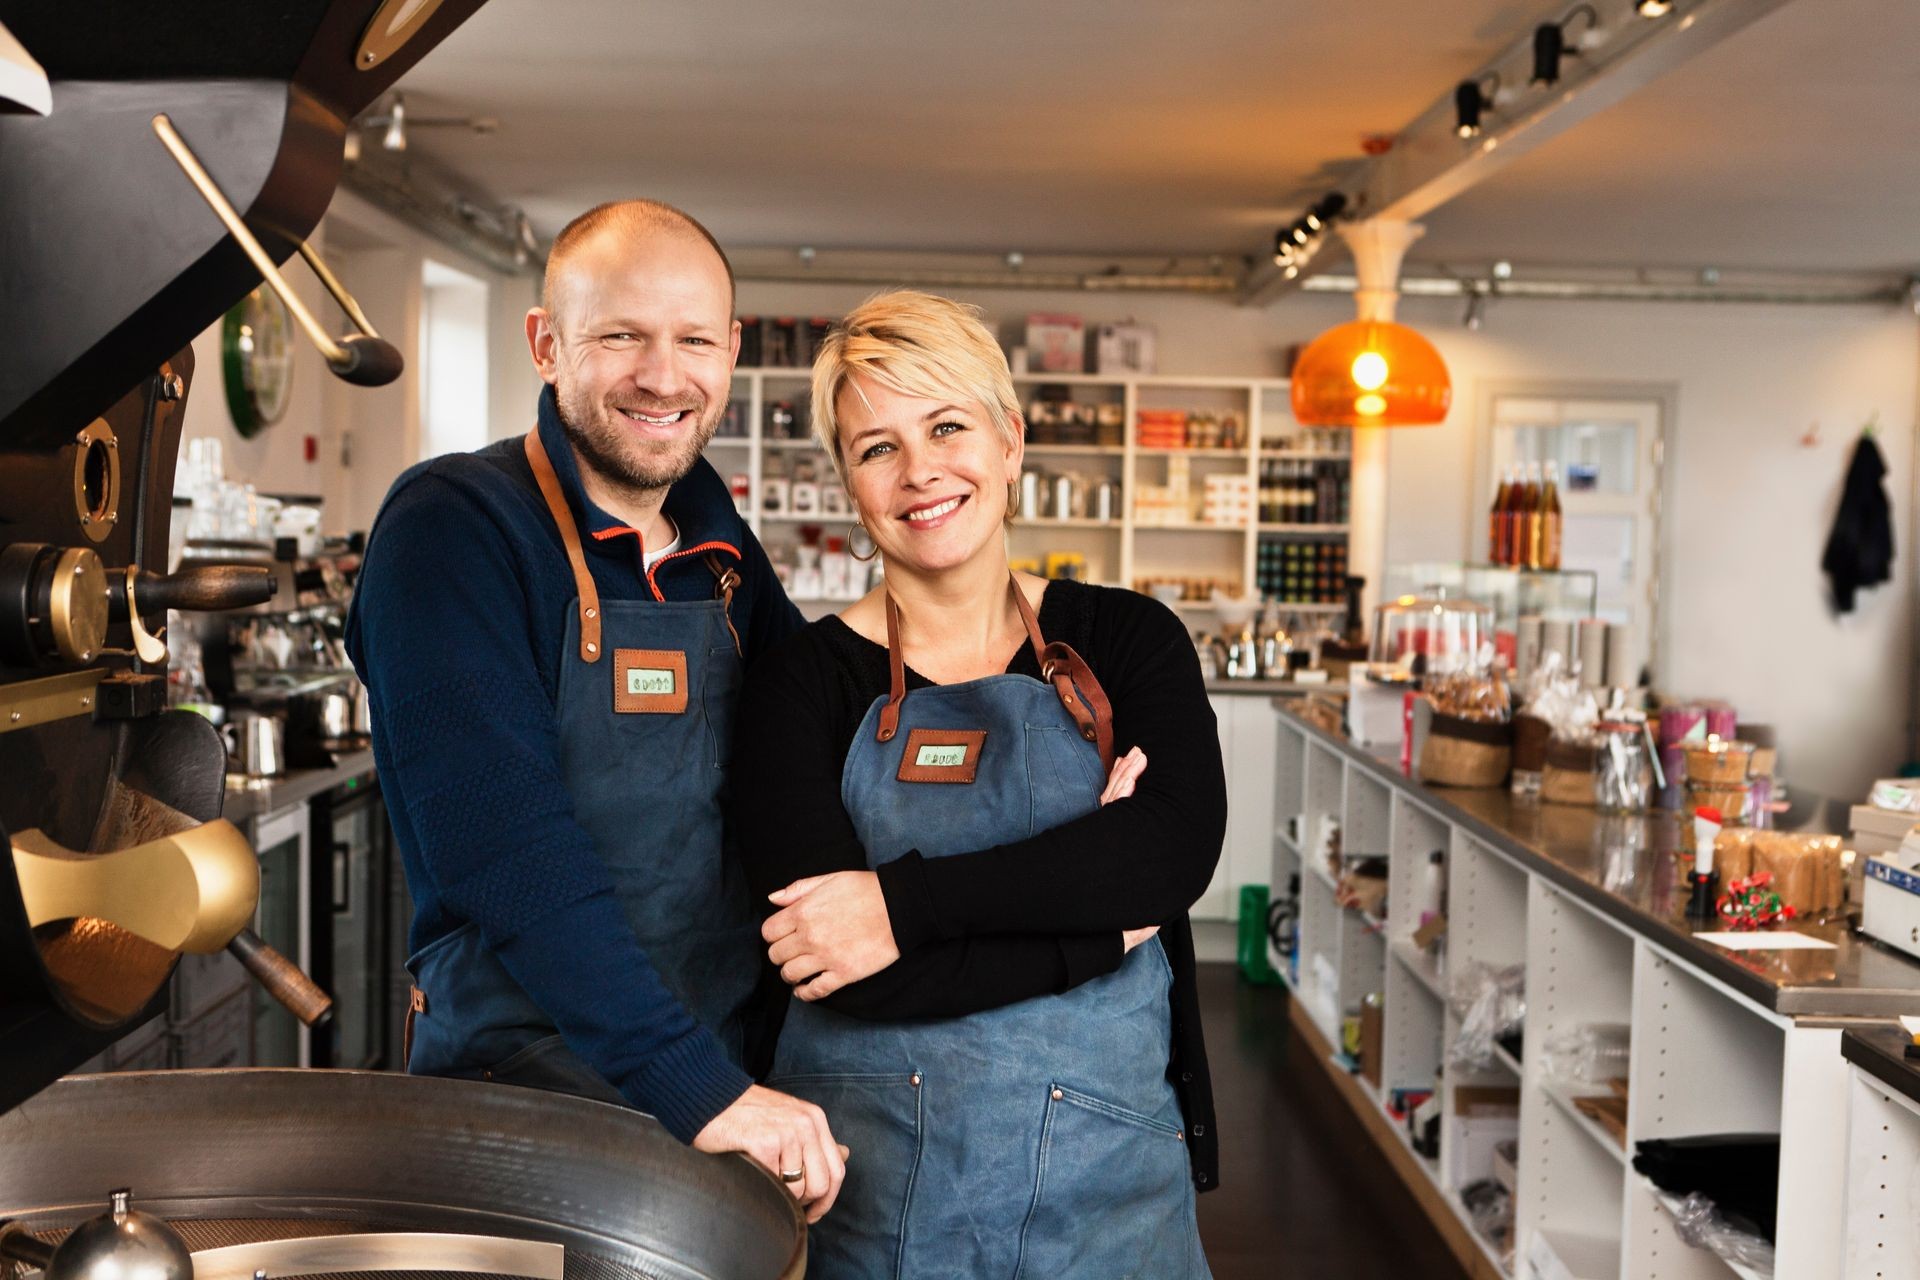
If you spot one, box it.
[178,189,541,536]
[737,279,1919,798]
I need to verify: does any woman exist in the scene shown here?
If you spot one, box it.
[733,291,1222,1278]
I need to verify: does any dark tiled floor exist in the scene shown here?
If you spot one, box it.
[1193,963,1469,1280]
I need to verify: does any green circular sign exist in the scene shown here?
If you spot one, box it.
[222,285,294,438]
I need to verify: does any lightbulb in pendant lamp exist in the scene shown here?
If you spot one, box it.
[1290,220,1451,428]
[1635,0,1673,15]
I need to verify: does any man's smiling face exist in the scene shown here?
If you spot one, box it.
[538,228,740,494]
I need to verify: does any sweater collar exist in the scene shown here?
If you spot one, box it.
[534,384,743,562]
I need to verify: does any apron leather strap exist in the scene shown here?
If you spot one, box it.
[706,553,743,656]
[878,593,907,742]
[524,430,603,664]
[1010,581,1115,772]
[402,985,427,1071]
[878,577,1115,771]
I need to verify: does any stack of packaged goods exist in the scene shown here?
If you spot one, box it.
[1135,409,1190,449]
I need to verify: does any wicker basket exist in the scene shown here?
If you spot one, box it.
[1541,739,1599,806]
[1419,713,1513,789]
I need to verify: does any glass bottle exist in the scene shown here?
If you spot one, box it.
[1539,461,1564,571]
[1489,468,1512,565]
[1517,463,1542,568]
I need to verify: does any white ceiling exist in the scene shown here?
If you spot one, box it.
[392,0,1920,276]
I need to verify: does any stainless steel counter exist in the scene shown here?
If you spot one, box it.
[1207,679,1349,696]
[1275,701,1920,1018]
[221,749,377,825]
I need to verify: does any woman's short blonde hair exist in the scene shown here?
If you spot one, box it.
[811,291,1022,485]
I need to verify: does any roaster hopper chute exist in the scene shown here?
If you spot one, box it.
[0,6,805,1278]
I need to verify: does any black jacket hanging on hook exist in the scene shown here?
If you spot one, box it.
[1821,433,1894,613]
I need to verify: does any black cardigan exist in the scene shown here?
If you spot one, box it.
[732,579,1224,1189]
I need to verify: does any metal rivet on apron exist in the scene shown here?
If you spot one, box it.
[1051,1088,1063,1101]
[585,607,597,619]
[1180,1071,1193,1083]
[1176,1130,1185,1142]
[585,642,597,654]
[1193,1124,1205,1137]
[1082,729,1096,742]
[910,1072,922,1087]
[1059,692,1075,709]
[1198,1173,1209,1184]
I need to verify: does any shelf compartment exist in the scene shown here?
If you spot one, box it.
[1541,1081,1628,1164]
[1844,1069,1920,1280]
[1525,1227,1621,1280]
[1390,938,1447,1002]
[1384,947,1446,1119]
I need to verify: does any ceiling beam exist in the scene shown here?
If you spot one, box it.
[1240,0,1802,307]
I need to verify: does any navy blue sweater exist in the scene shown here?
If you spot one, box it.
[345,387,803,1142]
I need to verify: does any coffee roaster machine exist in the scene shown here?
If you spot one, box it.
[0,6,803,1278]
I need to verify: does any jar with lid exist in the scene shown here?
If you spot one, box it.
[1594,720,1653,813]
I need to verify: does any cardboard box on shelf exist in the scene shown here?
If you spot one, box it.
[1026,314,1086,373]
[1092,322,1157,375]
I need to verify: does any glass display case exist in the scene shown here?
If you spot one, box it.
[1388,563,1599,670]
[1390,563,1597,627]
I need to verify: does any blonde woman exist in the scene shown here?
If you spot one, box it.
[733,291,1221,1277]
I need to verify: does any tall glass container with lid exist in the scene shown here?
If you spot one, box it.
[1369,593,1496,679]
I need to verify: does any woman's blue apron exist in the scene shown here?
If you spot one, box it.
[402,428,765,1103]
[771,583,1210,1279]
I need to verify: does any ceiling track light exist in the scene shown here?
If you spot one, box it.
[1635,0,1674,16]
[1534,0,1602,79]
[1454,73,1499,139]
[382,93,407,152]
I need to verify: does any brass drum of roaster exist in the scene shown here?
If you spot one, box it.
[0,1070,806,1280]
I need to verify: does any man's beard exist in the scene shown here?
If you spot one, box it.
[555,380,723,495]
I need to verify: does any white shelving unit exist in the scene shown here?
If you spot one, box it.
[1842,1028,1920,1280]
[708,368,1349,620]
[1271,705,1857,1280]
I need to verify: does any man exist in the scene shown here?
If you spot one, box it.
[347,200,845,1218]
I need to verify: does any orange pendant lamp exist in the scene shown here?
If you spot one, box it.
[1291,220,1451,427]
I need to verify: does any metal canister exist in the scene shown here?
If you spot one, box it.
[1050,473,1081,520]
[1019,471,1046,519]
[1091,478,1121,523]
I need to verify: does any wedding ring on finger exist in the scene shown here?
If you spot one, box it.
[780,1167,806,1184]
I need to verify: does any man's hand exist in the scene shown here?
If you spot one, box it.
[1122,925,1161,952]
[764,871,900,1001]
[693,1084,848,1223]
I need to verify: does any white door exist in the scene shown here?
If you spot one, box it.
[1486,394,1665,683]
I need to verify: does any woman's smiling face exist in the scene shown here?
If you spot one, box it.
[836,374,1023,577]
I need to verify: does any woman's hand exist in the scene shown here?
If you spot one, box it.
[1122,925,1161,952]
[764,871,901,1001]
[1100,747,1147,805]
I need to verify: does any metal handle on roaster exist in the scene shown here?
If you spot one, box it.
[150,113,404,388]
[11,821,334,1030]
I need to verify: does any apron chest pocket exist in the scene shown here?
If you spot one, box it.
[704,645,742,768]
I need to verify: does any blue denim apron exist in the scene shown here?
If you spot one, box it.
[403,429,764,1103]
[771,584,1210,1280]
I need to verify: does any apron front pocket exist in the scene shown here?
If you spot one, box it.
[767,1071,923,1279]
[1016,1083,1199,1280]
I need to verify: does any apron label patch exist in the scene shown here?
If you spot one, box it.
[613,648,689,714]
[897,727,987,784]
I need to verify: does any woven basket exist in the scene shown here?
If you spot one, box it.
[1541,740,1599,806]
[1419,713,1513,789]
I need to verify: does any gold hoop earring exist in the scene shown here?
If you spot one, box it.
[849,522,879,562]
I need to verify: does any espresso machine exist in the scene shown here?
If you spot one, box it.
[0,5,805,1278]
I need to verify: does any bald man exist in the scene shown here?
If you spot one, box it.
[348,201,846,1218]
